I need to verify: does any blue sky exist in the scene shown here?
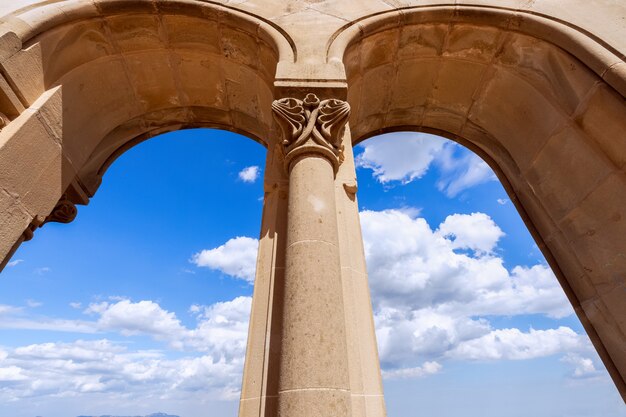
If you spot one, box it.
[0,129,624,417]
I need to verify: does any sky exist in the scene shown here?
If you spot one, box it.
[0,129,624,417]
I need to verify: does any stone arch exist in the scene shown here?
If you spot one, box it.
[0,0,294,268]
[330,5,626,400]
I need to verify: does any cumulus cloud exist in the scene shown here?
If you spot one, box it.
[0,296,253,403]
[356,132,496,196]
[85,300,187,347]
[437,212,504,255]
[0,207,601,403]
[356,132,445,184]
[238,166,260,183]
[382,361,442,379]
[561,353,604,379]
[449,327,585,361]
[191,237,259,283]
[360,208,585,377]
[0,339,244,402]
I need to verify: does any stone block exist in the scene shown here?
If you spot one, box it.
[59,57,140,169]
[468,68,563,171]
[496,32,598,116]
[390,58,438,110]
[358,64,393,120]
[577,84,626,170]
[170,51,227,109]
[397,24,447,61]
[106,13,162,53]
[0,189,32,262]
[360,28,399,71]
[124,50,181,111]
[560,173,626,287]
[39,19,114,87]
[525,125,613,223]
[430,59,487,115]
[0,43,45,106]
[220,26,260,71]
[444,24,501,63]
[163,14,220,55]
[0,108,61,203]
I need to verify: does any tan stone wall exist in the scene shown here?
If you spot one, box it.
[0,0,624,412]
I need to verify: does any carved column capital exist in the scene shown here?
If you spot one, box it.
[272,93,350,172]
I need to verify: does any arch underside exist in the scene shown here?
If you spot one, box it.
[0,0,624,405]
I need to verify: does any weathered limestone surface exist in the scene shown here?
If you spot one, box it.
[0,0,624,413]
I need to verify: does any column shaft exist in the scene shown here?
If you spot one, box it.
[277,153,351,416]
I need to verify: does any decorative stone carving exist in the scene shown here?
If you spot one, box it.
[272,93,350,171]
[22,217,44,242]
[44,195,78,225]
[22,196,78,242]
[0,112,9,131]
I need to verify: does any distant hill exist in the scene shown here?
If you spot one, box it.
[77,413,180,417]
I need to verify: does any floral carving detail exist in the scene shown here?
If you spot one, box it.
[272,93,351,165]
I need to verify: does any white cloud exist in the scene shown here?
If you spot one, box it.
[360,208,583,377]
[356,132,445,183]
[0,295,254,403]
[0,208,601,401]
[382,361,442,379]
[85,300,187,347]
[0,339,243,402]
[356,132,497,196]
[437,212,504,255]
[6,259,23,267]
[0,305,23,315]
[361,209,572,318]
[238,166,260,183]
[69,302,82,309]
[34,267,50,275]
[25,300,42,308]
[191,237,259,283]
[497,198,509,205]
[435,144,497,197]
[449,327,585,361]
[561,353,604,379]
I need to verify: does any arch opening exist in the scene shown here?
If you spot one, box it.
[354,130,626,415]
[339,8,626,400]
[0,1,291,270]
[0,127,268,417]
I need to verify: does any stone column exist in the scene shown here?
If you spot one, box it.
[239,93,386,417]
[273,93,352,417]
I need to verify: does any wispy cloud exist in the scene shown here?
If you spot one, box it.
[25,300,42,308]
[6,259,23,267]
[356,132,497,196]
